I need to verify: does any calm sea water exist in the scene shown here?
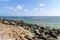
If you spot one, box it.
[0,16,60,29]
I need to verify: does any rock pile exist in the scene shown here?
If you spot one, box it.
[0,18,60,40]
[0,23,35,40]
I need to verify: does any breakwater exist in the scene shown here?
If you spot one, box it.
[0,18,60,40]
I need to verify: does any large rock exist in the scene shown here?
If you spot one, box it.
[0,23,34,40]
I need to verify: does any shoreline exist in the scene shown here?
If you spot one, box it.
[0,18,60,40]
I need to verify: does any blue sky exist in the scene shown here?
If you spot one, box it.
[0,0,60,16]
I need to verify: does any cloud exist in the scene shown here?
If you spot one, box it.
[41,9,60,16]
[34,8,38,11]
[16,5,22,10]
[38,3,44,7]
[6,5,23,12]
[38,3,45,11]
[14,5,23,11]
[24,9,28,12]
[40,8,44,11]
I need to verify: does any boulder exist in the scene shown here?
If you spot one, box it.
[0,23,34,40]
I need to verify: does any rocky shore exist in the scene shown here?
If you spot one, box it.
[0,18,60,40]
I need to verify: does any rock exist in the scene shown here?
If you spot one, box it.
[4,21,10,25]
[10,21,16,25]
[0,23,34,40]
[47,37,57,40]
[0,19,59,40]
[18,27,34,38]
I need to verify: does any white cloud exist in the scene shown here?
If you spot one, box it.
[13,5,23,11]
[41,9,60,16]
[40,8,44,11]
[38,3,45,11]
[38,3,44,7]
[24,9,28,12]
[16,5,22,10]
[34,8,38,11]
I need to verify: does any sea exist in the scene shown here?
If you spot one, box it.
[0,16,60,29]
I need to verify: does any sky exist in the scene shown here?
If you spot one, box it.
[0,0,60,16]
